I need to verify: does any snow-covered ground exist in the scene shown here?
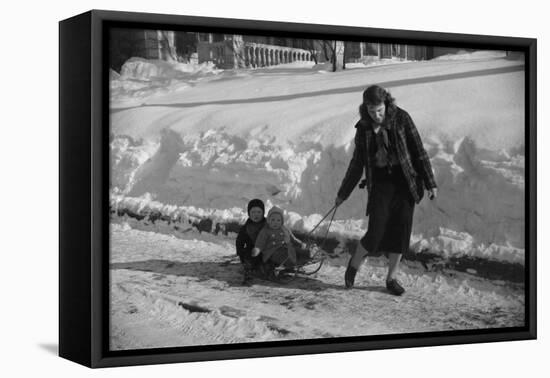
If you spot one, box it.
[109,51,526,350]
[110,221,524,350]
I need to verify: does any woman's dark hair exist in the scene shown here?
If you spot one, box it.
[359,85,397,121]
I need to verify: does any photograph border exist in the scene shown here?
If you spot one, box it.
[59,9,537,368]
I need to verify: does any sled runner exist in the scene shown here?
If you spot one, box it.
[268,247,326,282]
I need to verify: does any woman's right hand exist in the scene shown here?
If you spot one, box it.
[251,247,260,257]
[335,196,344,207]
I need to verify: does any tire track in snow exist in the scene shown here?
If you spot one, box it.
[111,65,524,113]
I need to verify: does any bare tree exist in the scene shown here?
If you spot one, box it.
[159,31,177,61]
[321,40,345,72]
[301,39,319,64]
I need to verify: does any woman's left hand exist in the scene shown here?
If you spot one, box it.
[428,188,438,200]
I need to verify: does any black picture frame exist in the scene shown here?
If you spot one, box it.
[59,9,537,368]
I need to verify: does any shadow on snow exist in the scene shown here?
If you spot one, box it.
[110,259,388,293]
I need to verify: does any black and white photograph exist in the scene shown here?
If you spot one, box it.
[4,0,548,375]
[108,26,527,351]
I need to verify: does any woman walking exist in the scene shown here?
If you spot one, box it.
[335,85,437,295]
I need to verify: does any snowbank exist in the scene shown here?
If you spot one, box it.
[433,50,509,61]
[110,58,223,106]
[346,56,411,69]
[120,57,221,80]
[263,61,316,69]
[110,130,526,268]
[311,62,335,72]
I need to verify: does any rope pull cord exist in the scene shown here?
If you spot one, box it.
[271,206,338,280]
[305,205,338,256]
[273,205,338,273]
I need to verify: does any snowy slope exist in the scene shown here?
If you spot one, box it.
[110,54,525,265]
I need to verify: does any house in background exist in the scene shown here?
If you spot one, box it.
[109,28,496,72]
[109,28,197,72]
[344,42,434,62]
[196,33,315,69]
[197,36,442,69]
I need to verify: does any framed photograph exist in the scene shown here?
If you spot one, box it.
[59,9,536,368]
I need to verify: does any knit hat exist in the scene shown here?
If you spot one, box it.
[267,206,284,222]
[247,198,265,215]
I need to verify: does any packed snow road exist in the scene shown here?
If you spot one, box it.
[109,222,524,351]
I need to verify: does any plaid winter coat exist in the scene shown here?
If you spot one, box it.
[337,107,437,215]
[254,224,301,264]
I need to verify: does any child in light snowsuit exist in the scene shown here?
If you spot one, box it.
[235,199,267,283]
[251,206,311,272]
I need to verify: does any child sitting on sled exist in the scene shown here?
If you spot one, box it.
[235,199,267,283]
[251,206,311,276]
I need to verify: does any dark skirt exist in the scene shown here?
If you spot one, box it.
[360,167,415,256]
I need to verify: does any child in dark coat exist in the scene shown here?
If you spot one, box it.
[235,199,267,283]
